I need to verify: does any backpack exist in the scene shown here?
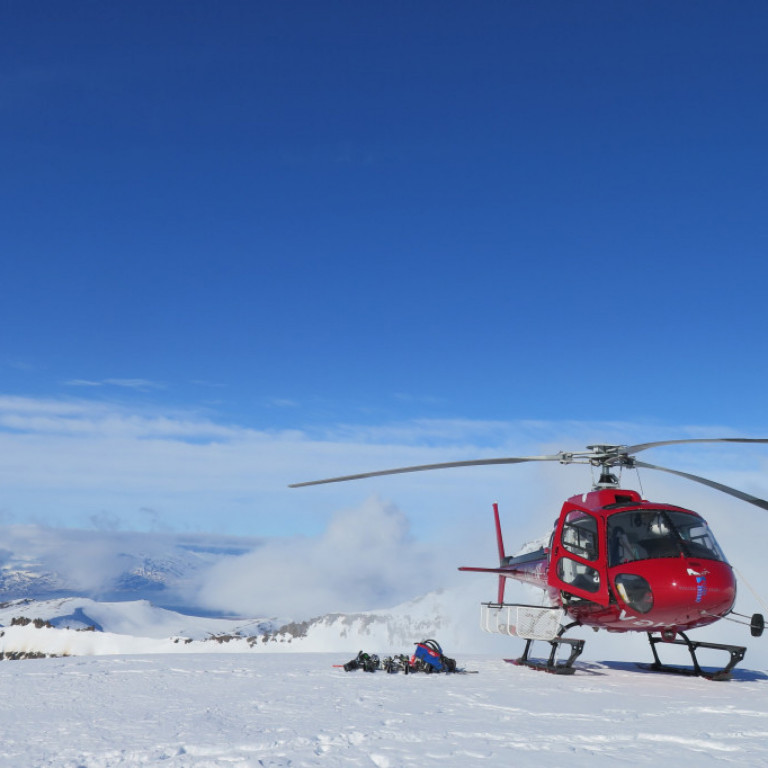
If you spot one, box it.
[411,639,457,673]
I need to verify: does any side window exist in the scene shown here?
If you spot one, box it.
[561,510,598,561]
[557,557,601,593]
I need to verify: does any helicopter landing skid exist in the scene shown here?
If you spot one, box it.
[644,631,746,681]
[506,634,586,675]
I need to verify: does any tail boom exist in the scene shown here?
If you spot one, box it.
[460,503,550,597]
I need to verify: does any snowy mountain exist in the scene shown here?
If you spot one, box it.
[0,523,525,661]
[0,525,263,611]
[0,582,511,661]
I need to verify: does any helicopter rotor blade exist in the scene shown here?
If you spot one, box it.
[623,438,768,456]
[289,454,564,488]
[633,460,768,512]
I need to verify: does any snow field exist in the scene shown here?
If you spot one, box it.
[0,653,766,767]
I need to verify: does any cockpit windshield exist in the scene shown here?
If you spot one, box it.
[607,509,726,566]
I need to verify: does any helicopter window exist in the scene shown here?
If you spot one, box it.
[557,556,600,593]
[608,510,682,565]
[666,511,726,562]
[561,510,598,561]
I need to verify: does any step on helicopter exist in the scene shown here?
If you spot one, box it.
[291,438,767,679]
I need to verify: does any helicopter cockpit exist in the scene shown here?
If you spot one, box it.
[608,509,726,567]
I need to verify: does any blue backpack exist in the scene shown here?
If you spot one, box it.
[412,639,457,673]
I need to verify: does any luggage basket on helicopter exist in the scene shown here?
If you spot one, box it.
[480,602,563,640]
[481,602,585,674]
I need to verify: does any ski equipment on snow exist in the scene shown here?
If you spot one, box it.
[340,640,461,674]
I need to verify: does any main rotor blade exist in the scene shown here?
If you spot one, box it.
[624,438,768,456]
[633,460,768,511]
[289,455,563,488]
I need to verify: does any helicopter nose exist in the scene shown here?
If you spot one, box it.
[681,561,736,611]
[666,560,737,624]
[612,559,737,628]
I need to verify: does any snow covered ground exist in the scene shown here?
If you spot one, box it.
[1,652,767,767]
[1,587,767,767]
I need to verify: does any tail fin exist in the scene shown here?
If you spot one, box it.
[493,502,507,604]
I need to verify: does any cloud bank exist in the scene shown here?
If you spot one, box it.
[0,499,442,620]
[1,394,767,539]
[195,496,438,618]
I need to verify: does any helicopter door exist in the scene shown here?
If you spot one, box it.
[550,508,609,606]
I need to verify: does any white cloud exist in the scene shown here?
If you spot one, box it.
[195,497,438,619]
[0,395,237,439]
[104,378,165,391]
[264,397,300,408]
[0,392,767,553]
[0,524,263,606]
[63,378,164,392]
[63,379,103,387]
[6,360,36,371]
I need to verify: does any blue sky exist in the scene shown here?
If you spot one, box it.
[2,2,768,548]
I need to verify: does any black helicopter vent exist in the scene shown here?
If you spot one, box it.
[603,494,639,509]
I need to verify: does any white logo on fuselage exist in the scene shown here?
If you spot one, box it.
[617,609,656,627]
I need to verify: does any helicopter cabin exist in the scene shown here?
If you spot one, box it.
[548,488,730,617]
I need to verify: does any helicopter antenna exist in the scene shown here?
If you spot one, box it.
[633,464,645,499]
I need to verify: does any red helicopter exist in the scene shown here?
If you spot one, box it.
[291,438,768,679]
